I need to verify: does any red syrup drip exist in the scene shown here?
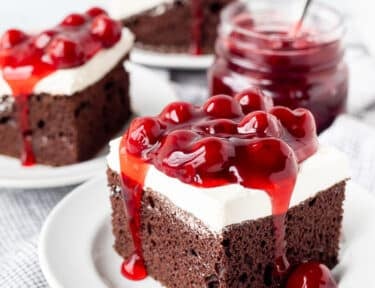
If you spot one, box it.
[190,0,203,55]
[119,91,319,281]
[0,7,121,166]
[286,262,338,288]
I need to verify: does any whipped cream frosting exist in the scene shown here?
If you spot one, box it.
[110,0,174,19]
[0,28,134,97]
[107,138,350,232]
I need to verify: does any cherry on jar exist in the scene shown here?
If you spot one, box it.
[208,0,348,133]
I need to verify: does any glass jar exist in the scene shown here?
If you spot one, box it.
[208,0,348,133]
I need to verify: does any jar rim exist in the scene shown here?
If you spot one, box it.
[220,0,346,45]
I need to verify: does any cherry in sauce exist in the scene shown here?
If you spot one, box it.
[209,10,348,133]
[0,7,121,166]
[286,262,338,288]
[119,91,319,281]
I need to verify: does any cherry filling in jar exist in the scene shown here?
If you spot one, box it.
[208,0,348,133]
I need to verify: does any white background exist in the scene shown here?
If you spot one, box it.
[0,0,108,33]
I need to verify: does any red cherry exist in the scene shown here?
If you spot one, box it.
[286,262,338,288]
[61,13,87,26]
[91,15,121,47]
[46,37,84,68]
[204,95,243,119]
[235,89,274,114]
[197,119,238,135]
[271,107,318,162]
[238,111,281,137]
[0,29,28,49]
[86,7,108,18]
[127,117,164,157]
[239,138,298,200]
[34,30,57,49]
[160,102,195,124]
[190,137,234,174]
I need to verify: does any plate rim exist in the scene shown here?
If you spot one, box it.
[130,48,214,70]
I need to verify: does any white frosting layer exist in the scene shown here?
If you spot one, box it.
[0,28,134,97]
[107,138,349,232]
[110,0,173,19]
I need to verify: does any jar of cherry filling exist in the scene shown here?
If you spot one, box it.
[208,0,348,133]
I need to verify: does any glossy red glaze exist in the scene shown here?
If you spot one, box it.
[286,262,338,288]
[61,13,87,26]
[209,9,348,133]
[0,8,121,166]
[86,7,108,18]
[91,15,122,47]
[119,92,319,281]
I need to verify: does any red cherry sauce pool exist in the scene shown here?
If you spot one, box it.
[0,7,121,166]
[119,90,319,281]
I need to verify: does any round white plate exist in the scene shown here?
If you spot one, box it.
[130,48,214,70]
[0,63,178,189]
[40,178,374,287]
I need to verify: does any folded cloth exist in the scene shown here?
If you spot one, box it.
[0,187,73,288]
[320,115,375,194]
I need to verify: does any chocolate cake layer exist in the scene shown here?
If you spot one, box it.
[107,168,345,288]
[0,61,130,166]
[123,0,234,54]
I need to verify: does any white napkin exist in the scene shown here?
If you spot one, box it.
[320,115,375,194]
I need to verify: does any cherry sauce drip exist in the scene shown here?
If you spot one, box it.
[190,0,203,55]
[0,7,121,166]
[119,90,319,281]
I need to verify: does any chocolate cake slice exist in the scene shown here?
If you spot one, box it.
[107,92,349,287]
[111,0,235,54]
[0,8,134,166]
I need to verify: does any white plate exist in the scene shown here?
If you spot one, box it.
[130,48,214,70]
[0,63,178,189]
[39,178,374,287]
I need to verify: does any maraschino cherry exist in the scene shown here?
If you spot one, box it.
[286,262,338,288]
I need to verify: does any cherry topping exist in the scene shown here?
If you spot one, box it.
[86,7,108,18]
[189,137,235,174]
[238,111,281,137]
[0,29,28,49]
[197,119,238,136]
[33,30,57,49]
[271,107,318,162]
[235,88,274,114]
[61,13,87,26]
[127,117,164,157]
[160,102,194,124]
[46,37,84,68]
[203,94,243,118]
[286,262,338,288]
[118,93,319,282]
[91,15,121,47]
